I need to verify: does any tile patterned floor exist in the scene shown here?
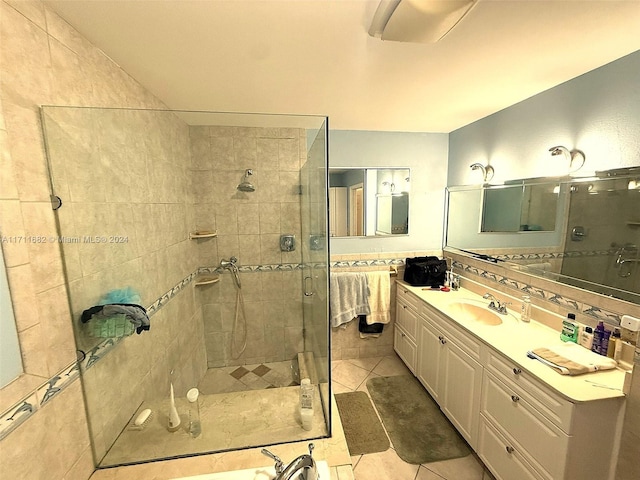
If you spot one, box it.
[198,360,298,395]
[332,354,496,480]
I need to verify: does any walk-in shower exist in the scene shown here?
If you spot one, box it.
[40,107,329,467]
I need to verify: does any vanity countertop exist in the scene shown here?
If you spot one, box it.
[396,280,626,403]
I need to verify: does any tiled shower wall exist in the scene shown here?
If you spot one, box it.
[41,106,206,464]
[189,126,308,367]
[0,1,198,477]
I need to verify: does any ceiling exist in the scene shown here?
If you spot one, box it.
[45,0,640,133]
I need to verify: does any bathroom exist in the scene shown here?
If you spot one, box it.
[1,1,639,479]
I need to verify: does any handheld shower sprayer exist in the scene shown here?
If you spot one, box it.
[219,256,246,358]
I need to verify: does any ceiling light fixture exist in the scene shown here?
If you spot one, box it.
[368,0,478,43]
[469,162,494,183]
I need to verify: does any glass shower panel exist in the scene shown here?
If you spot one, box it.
[41,106,330,468]
[300,122,330,428]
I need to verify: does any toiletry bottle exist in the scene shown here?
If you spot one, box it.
[561,313,579,343]
[592,321,605,354]
[168,382,181,432]
[300,378,313,431]
[451,274,460,291]
[187,388,201,438]
[600,328,612,356]
[613,336,624,362]
[580,326,594,350]
[607,328,621,359]
[521,295,531,323]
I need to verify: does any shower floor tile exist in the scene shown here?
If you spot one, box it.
[230,366,250,380]
[251,364,271,377]
[199,360,298,395]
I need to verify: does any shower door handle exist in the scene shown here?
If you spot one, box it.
[304,276,314,297]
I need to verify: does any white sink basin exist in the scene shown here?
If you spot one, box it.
[172,460,330,480]
[446,301,504,326]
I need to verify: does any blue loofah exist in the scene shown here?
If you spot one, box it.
[96,287,142,306]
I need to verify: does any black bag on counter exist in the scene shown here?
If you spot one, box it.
[403,256,448,287]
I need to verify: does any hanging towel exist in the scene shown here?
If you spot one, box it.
[527,343,617,376]
[330,272,370,328]
[364,271,391,325]
[358,315,384,338]
[81,303,150,337]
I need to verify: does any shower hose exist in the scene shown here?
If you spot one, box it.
[228,263,247,359]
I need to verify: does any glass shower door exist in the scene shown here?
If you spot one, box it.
[300,120,330,428]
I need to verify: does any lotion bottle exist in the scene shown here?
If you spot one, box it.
[580,326,594,350]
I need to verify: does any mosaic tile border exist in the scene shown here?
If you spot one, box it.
[493,249,617,262]
[0,269,198,441]
[453,260,624,326]
[329,258,405,268]
[0,261,329,440]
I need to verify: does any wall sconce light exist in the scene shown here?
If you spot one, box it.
[549,145,586,173]
[469,163,494,183]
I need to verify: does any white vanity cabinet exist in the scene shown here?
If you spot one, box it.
[394,287,419,373]
[416,302,483,448]
[478,349,623,480]
[393,282,626,480]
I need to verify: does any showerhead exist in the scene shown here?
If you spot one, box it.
[237,182,255,192]
[237,169,255,192]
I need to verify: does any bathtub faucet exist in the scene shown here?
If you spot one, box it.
[262,443,318,480]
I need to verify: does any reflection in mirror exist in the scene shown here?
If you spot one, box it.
[328,168,410,237]
[481,183,558,232]
[446,167,640,304]
[0,247,23,389]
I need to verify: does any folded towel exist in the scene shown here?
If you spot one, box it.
[527,343,617,376]
[330,272,371,328]
[365,270,391,325]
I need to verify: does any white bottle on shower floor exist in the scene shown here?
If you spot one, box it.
[300,378,313,431]
[167,382,181,432]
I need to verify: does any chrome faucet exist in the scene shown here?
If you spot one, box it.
[483,293,510,315]
[262,443,318,480]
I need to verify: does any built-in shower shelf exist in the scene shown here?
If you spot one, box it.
[194,275,220,286]
[189,231,218,239]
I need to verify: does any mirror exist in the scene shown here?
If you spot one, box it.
[0,247,23,389]
[445,167,640,304]
[329,168,410,237]
[481,182,559,232]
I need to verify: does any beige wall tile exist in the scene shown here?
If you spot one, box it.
[0,199,29,266]
[5,263,39,331]
[0,128,19,200]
